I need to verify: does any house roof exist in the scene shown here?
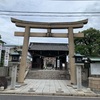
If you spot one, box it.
[29,42,68,51]
[89,57,100,62]
[74,53,85,57]
[10,52,20,56]
[4,45,22,48]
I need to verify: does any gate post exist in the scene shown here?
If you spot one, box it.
[18,26,30,83]
[68,27,76,84]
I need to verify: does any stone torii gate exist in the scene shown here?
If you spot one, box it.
[11,18,88,84]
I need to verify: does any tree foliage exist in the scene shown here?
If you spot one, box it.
[0,35,6,44]
[74,28,100,56]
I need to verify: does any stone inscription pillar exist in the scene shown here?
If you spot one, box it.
[18,26,30,83]
[76,65,82,90]
[10,64,17,90]
[68,27,76,84]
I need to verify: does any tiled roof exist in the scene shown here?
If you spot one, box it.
[29,42,68,51]
[10,52,20,55]
[89,57,100,62]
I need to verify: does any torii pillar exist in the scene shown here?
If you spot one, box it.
[68,27,75,84]
[18,26,30,83]
[68,27,77,84]
[11,18,88,84]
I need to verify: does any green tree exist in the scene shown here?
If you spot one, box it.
[0,35,5,44]
[74,28,100,56]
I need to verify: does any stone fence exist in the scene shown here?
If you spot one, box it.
[0,67,8,76]
[89,77,100,91]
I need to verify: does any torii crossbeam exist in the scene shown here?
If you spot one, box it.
[11,18,88,84]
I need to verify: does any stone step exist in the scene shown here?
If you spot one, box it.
[26,70,70,80]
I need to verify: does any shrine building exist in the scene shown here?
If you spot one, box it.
[28,42,68,70]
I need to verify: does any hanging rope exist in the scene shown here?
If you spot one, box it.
[33,53,67,58]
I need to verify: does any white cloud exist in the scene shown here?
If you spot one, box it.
[0,0,100,45]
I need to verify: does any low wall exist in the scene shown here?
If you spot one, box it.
[89,77,100,91]
[0,67,8,76]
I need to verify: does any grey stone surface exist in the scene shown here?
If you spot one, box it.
[0,79,98,97]
[26,70,69,79]
[0,67,8,76]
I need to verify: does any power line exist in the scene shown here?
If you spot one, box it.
[1,10,100,17]
[0,13,100,17]
[52,0,100,1]
[1,10,100,14]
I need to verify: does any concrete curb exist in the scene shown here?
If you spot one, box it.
[0,91,100,97]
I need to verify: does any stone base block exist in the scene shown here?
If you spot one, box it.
[89,77,100,91]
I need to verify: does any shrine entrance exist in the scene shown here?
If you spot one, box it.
[11,18,88,84]
[44,57,56,70]
[28,42,68,70]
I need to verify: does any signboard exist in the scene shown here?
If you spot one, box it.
[4,47,10,67]
[0,43,2,62]
[91,63,100,75]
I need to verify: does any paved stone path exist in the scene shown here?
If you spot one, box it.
[0,79,99,97]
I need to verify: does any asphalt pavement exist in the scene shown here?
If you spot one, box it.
[0,95,100,100]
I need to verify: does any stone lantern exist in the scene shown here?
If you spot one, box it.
[9,52,20,90]
[74,53,84,90]
[10,52,20,62]
[74,53,84,64]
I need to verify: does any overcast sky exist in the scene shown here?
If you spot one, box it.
[0,0,100,45]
